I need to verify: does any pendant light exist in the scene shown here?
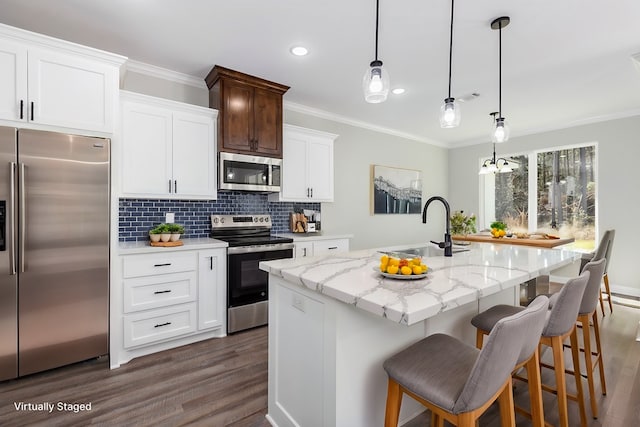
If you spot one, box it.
[479,113,514,174]
[491,16,510,143]
[363,0,389,103]
[439,0,460,128]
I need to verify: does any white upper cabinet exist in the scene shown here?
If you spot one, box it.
[270,124,338,202]
[0,25,125,133]
[121,91,217,199]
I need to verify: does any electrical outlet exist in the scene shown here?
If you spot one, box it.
[165,212,175,223]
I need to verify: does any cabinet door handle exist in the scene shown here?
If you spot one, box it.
[174,180,177,193]
[210,256,214,270]
[30,102,34,121]
[310,188,313,198]
[154,290,172,294]
[19,100,23,119]
[302,247,307,257]
[306,188,310,197]
[153,263,172,267]
[154,322,172,328]
[168,180,172,193]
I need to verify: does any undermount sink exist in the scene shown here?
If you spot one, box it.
[396,244,471,258]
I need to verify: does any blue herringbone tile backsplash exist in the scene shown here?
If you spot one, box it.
[119,192,320,241]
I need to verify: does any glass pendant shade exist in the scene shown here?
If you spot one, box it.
[499,162,513,173]
[363,60,389,103]
[439,97,461,128]
[492,117,510,143]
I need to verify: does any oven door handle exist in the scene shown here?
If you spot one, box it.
[227,243,294,255]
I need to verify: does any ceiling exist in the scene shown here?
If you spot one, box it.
[2,0,640,147]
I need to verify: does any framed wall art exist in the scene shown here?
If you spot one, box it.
[371,165,422,214]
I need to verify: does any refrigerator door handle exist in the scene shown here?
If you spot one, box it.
[9,162,17,275]
[20,163,25,273]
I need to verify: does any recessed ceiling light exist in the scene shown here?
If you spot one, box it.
[392,88,405,95]
[290,46,308,56]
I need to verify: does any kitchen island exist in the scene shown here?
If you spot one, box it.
[260,242,580,427]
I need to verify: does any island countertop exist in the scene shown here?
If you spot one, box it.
[260,242,581,326]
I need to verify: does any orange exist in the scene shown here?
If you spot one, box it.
[386,265,399,275]
[400,266,412,275]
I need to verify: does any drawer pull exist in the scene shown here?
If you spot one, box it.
[153,263,172,267]
[153,290,172,294]
[154,322,172,328]
[328,246,338,250]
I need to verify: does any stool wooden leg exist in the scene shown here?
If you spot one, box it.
[526,349,545,427]
[579,314,598,418]
[497,379,516,427]
[551,335,570,427]
[475,329,485,349]
[431,411,444,427]
[603,274,613,314]
[570,328,588,427]
[598,289,606,317]
[384,378,402,427]
[593,312,607,396]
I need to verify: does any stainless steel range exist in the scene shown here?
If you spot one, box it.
[211,214,294,333]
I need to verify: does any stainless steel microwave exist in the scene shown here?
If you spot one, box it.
[218,152,282,192]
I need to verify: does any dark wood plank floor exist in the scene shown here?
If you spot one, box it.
[1,303,639,427]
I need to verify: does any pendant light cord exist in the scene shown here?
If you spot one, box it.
[447,0,455,98]
[498,21,502,118]
[374,0,380,61]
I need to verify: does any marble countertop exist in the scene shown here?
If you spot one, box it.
[118,237,228,254]
[260,242,581,326]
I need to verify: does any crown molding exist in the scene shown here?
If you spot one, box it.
[124,60,206,89]
[449,108,640,149]
[283,101,447,148]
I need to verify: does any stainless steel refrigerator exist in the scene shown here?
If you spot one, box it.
[0,127,109,381]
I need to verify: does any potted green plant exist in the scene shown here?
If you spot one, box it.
[450,211,477,236]
[167,223,185,242]
[149,227,162,243]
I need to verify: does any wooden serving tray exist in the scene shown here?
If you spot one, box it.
[150,240,184,247]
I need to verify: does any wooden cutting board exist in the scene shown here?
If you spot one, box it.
[452,234,574,248]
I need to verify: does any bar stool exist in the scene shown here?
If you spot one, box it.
[580,229,615,316]
[471,272,590,427]
[382,295,549,427]
[548,258,607,419]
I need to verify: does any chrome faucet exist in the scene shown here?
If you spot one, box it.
[422,196,452,257]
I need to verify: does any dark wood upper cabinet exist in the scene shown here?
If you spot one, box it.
[206,66,289,158]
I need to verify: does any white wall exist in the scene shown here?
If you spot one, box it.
[284,110,449,251]
[448,116,640,296]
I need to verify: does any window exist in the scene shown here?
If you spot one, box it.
[480,144,597,250]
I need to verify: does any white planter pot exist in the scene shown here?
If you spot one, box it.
[149,233,161,243]
[160,233,171,242]
[170,233,181,242]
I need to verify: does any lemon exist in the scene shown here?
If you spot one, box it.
[499,229,506,237]
[380,263,387,272]
[388,258,400,267]
[412,265,422,275]
[400,266,412,275]
[386,265,399,275]
[380,254,389,264]
[420,264,428,272]
[411,258,421,266]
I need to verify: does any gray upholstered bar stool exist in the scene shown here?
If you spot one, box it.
[547,258,607,419]
[382,295,549,427]
[471,271,590,427]
[580,229,615,316]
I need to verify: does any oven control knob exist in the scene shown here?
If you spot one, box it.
[220,218,225,224]
[253,217,258,222]
[259,217,264,222]
[265,217,270,222]
[212,217,219,224]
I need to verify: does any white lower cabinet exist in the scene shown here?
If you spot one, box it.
[294,238,350,258]
[115,246,226,367]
